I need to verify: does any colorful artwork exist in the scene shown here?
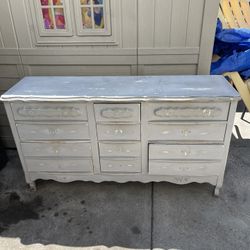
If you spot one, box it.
[82,7,92,29]
[93,7,104,28]
[54,8,66,29]
[40,0,50,6]
[42,8,54,29]
[53,0,63,5]
[80,0,104,29]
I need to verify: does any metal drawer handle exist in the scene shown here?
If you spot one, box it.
[114,129,124,135]
[180,150,191,156]
[48,128,59,136]
[181,129,191,137]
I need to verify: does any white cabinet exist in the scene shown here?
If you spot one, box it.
[1,75,240,196]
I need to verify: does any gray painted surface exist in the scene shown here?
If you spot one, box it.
[1,76,240,101]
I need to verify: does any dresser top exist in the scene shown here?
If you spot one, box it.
[1,75,240,102]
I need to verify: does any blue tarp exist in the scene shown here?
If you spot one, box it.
[211,19,250,79]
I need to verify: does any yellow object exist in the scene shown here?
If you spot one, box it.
[218,0,250,112]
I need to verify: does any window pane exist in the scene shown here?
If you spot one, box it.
[41,0,51,6]
[53,0,63,5]
[42,8,54,29]
[54,8,66,29]
[80,0,92,5]
[94,7,104,28]
[82,7,92,29]
[93,0,103,5]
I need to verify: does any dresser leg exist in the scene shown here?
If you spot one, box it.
[29,181,37,191]
[214,186,220,196]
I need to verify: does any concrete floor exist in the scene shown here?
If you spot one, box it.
[0,106,250,250]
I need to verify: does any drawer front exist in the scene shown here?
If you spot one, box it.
[95,104,140,122]
[149,144,225,160]
[17,123,90,141]
[149,161,221,176]
[12,102,88,121]
[97,124,140,141]
[146,102,229,121]
[25,158,93,172]
[21,142,92,157]
[99,142,141,157]
[100,158,141,173]
[147,123,226,141]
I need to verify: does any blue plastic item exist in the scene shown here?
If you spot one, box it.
[211,19,250,79]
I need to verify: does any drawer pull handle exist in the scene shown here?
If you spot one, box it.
[181,150,191,156]
[162,150,169,154]
[162,130,169,135]
[114,129,124,135]
[181,129,191,137]
[48,128,59,136]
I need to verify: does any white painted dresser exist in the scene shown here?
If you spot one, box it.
[0,76,240,195]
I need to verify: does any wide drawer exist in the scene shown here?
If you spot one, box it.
[100,158,141,173]
[149,144,225,160]
[25,158,93,172]
[147,123,226,141]
[97,124,140,141]
[149,161,221,176]
[99,142,141,157]
[21,141,92,157]
[94,104,140,122]
[145,102,229,121]
[17,123,90,141]
[12,102,88,121]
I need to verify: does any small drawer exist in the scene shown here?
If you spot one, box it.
[100,158,141,173]
[147,123,226,141]
[95,104,140,122]
[97,124,140,141]
[149,161,221,176]
[25,158,93,172]
[145,102,229,121]
[12,102,88,121]
[149,144,225,160]
[17,123,90,141]
[99,142,141,157]
[21,141,92,157]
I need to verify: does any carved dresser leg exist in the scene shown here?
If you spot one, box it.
[29,181,37,191]
[214,186,220,196]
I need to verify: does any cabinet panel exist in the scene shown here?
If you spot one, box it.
[149,144,225,160]
[25,158,93,172]
[21,141,92,157]
[147,123,226,141]
[100,158,141,173]
[149,161,221,176]
[17,123,90,141]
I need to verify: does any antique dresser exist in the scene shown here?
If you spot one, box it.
[0,76,240,195]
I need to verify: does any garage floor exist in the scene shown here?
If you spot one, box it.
[0,106,250,250]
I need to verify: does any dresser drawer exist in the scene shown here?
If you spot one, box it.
[25,158,93,172]
[97,124,140,141]
[149,144,225,160]
[12,102,88,121]
[17,123,90,141]
[147,123,226,141]
[95,104,140,122]
[146,102,229,121]
[100,158,141,173]
[21,142,92,157]
[99,142,141,157]
[149,161,221,176]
